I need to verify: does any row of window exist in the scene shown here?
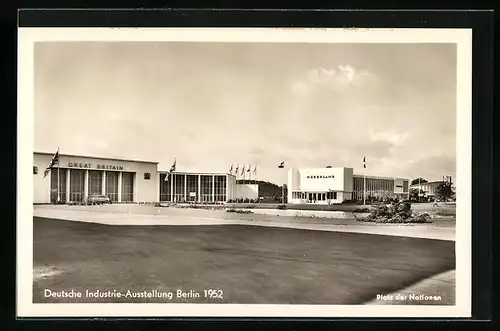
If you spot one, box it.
[291,191,338,201]
[159,173,227,202]
[50,168,134,203]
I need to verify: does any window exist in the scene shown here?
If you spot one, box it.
[214,175,226,202]
[186,175,198,202]
[144,172,151,180]
[106,171,119,202]
[88,170,102,195]
[33,166,38,174]
[50,168,67,203]
[159,173,171,202]
[121,172,134,202]
[172,174,185,202]
[200,175,213,203]
[69,169,85,202]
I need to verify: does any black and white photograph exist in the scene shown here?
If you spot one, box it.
[17,28,472,318]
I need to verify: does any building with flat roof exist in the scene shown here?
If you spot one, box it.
[288,167,409,204]
[409,180,453,201]
[33,152,257,204]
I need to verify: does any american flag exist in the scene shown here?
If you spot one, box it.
[363,157,366,169]
[43,148,59,178]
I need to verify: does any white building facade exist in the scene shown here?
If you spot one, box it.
[288,167,409,204]
[33,152,159,204]
[34,152,257,204]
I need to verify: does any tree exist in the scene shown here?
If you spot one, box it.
[409,188,425,201]
[435,181,454,202]
[411,177,428,185]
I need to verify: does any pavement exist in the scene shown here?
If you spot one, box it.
[365,269,456,305]
[31,204,457,305]
[32,204,455,241]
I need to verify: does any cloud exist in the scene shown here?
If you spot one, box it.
[368,129,410,147]
[291,65,377,95]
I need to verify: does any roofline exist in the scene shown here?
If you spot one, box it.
[158,171,233,176]
[34,152,159,164]
[353,174,409,181]
[410,180,446,185]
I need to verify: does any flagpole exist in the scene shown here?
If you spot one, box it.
[173,157,176,203]
[57,146,60,203]
[363,174,366,206]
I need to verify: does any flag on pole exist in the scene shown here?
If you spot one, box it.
[164,158,176,181]
[363,157,366,168]
[43,148,59,178]
[253,165,257,175]
[278,161,284,169]
[241,164,245,176]
[235,164,239,174]
[247,164,251,172]
[229,164,233,174]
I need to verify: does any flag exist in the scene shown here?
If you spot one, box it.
[241,164,245,176]
[43,148,59,178]
[164,158,176,181]
[229,164,233,174]
[247,164,251,172]
[235,164,239,174]
[278,161,284,168]
[253,165,257,174]
[363,157,366,169]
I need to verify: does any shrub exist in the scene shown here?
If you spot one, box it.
[355,200,432,224]
[226,208,253,214]
[353,207,370,213]
[277,204,287,210]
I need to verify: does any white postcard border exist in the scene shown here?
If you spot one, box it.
[17,27,472,318]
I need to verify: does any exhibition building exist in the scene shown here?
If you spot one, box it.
[33,152,408,205]
[287,167,409,204]
[33,152,257,204]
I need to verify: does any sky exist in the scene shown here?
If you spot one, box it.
[34,41,457,184]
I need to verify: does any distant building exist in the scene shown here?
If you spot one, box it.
[287,167,409,205]
[409,180,450,200]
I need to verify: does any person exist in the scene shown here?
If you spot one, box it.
[433,198,439,207]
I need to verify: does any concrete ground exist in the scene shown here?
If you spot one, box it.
[33,204,455,241]
[31,204,456,305]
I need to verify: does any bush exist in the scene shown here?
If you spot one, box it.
[353,207,370,213]
[226,208,253,214]
[355,201,432,224]
[277,204,287,210]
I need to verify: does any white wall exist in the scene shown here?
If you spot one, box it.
[287,167,354,204]
[233,184,259,201]
[33,153,159,203]
[33,154,52,204]
[394,178,405,194]
[297,167,349,192]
